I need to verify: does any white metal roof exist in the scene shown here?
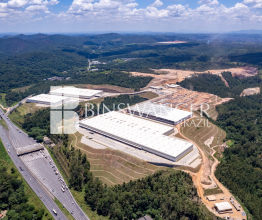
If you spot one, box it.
[129,103,193,123]
[80,111,193,159]
[215,202,233,211]
[51,87,103,98]
[27,94,69,104]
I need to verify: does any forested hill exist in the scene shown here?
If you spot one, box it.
[4,72,152,106]
[178,72,262,98]
[212,94,262,219]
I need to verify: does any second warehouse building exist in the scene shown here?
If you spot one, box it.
[128,102,193,125]
[80,111,193,162]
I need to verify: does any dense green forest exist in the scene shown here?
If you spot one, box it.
[0,51,89,93]
[5,72,152,106]
[52,145,219,220]
[2,33,262,97]
[211,94,262,220]
[85,170,216,220]
[0,140,50,220]
[178,72,261,98]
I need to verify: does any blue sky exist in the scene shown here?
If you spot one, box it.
[0,0,262,33]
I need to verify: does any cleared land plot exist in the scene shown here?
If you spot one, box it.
[12,85,33,92]
[131,66,258,87]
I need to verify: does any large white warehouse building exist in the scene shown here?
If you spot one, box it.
[79,111,193,162]
[27,94,70,106]
[51,87,103,99]
[127,102,193,125]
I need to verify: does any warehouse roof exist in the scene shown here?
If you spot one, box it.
[51,87,103,98]
[27,94,69,104]
[129,103,193,123]
[80,111,193,159]
[215,202,233,211]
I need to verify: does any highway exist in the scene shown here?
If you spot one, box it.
[0,108,90,220]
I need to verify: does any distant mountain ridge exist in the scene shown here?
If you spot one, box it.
[228,29,262,34]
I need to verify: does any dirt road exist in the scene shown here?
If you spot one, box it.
[177,124,245,219]
[0,104,8,111]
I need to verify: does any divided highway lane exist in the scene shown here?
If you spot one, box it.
[0,124,67,220]
[0,109,90,220]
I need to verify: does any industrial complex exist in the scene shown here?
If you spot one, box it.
[128,102,193,125]
[26,94,70,106]
[79,111,193,162]
[50,87,103,99]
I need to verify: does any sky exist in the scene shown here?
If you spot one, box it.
[0,0,262,33]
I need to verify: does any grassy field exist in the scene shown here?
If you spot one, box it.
[204,187,223,196]
[137,91,159,100]
[12,85,33,93]
[0,138,54,220]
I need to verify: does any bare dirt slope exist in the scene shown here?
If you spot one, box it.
[132,66,258,88]
[241,87,260,96]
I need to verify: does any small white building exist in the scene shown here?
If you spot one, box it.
[51,87,103,99]
[214,202,233,214]
[150,86,163,90]
[167,84,180,88]
[27,94,70,106]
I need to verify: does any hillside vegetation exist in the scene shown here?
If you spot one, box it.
[178,72,261,98]
[213,94,262,220]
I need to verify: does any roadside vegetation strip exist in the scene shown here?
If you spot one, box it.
[0,139,54,220]
[0,119,8,130]
[54,198,74,220]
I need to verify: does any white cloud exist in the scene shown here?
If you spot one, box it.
[167,4,185,17]
[7,0,28,8]
[94,0,120,9]
[253,3,262,8]
[150,0,163,8]
[126,2,138,8]
[243,0,262,3]
[243,0,262,8]
[0,0,59,22]
[26,4,49,12]
[198,0,219,5]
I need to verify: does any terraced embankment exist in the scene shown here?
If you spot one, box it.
[69,132,163,186]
